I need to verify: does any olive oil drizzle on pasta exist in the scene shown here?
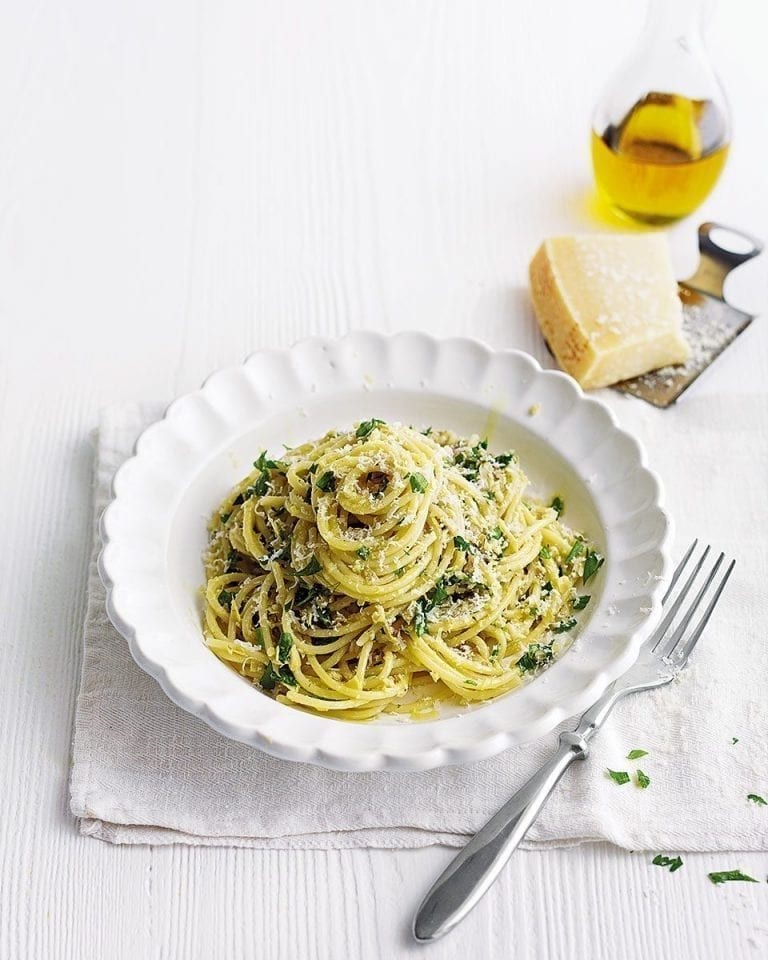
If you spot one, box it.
[203,421,601,721]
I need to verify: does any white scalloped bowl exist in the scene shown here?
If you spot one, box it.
[99,332,671,771]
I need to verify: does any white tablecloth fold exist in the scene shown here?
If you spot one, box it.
[71,396,767,850]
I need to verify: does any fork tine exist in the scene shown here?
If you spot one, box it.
[651,544,711,651]
[662,539,698,604]
[672,559,735,665]
[660,553,724,659]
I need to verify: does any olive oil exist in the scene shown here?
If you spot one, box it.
[591,92,729,224]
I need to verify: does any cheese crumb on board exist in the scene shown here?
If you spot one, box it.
[529,234,689,389]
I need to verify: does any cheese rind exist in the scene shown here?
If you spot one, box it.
[529,234,689,389]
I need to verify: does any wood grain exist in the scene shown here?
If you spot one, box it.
[1,0,766,957]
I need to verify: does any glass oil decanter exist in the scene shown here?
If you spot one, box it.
[591,0,731,225]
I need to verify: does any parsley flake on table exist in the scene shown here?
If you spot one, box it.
[708,870,758,885]
[731,737,739,744]
[607,769,630,785]
[636,769,650,789]
[627,749,648,760]
[652,855,683,873]
[747,794,767,806]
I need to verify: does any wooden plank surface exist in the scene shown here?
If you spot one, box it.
[1,1,766,957]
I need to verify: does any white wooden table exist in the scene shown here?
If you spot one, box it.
[2,2,766,957]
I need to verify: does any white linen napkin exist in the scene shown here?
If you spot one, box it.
[70,396,768,850]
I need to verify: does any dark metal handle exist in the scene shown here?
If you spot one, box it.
[685,222,764,300]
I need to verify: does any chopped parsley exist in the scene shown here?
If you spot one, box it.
[517,642,554,673]
[295,555,322,577]
[217,589,234,610]
[260,662,297,690]
[494,451,516,467]
[409,472,429,493]
[412,603,428,636]
[277,632,293,662]
[490,527,504,540]
[732,737,739,744]
[453,441,488,482]
[747,794,767,806]
[453,534,474,553]
[708,870,758,885]
[224,550,239,573]
[636,769,650,789]
[422,426,433,436]
[254,450,287,471]
[430,580,449,605]
[316,470,336,492]
[243,450,287,501]
[220,511,231,525]
[573,595,590,610]
[255,541,291,568]
[564,539,584,564]
[490,644,500,658]
[356,418,385,439]
[291,582,324,609]
[539,546,552,560]
[627,749,648,760]
[550,495,564,517]
[356,546,371,560]
[552,618,577,634]
[412,579,449,635]
[245,472,270,499]
[464,679,478,687]
[583,549,605,583]
[652,855,683,873]
[308,463,318,474]
[607,769,630,785]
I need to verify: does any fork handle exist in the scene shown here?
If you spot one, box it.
[413,731,589,942]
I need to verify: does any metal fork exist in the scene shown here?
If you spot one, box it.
[413,541,735,943]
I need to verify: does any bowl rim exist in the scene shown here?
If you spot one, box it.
[98,330,672,771]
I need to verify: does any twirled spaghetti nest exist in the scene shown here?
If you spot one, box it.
[203,419,602,720]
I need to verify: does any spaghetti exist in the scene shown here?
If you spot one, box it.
[203,420,603,720]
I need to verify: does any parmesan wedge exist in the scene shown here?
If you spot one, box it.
[529,234,689,389]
